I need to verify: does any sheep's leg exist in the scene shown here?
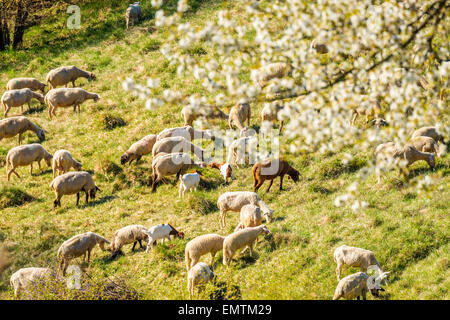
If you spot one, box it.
[8,168,20,181]
[179,183,183,198]
[76,193,80,206]
[336,263,342,280]
[136,156,142,164]
[279,121,284,134]
[350,113,357,126]
[266,179,274,192]
[87,249,91,263]
[37,160,41,171]
[254,180,264,192]
[72,80,76,87]
[30,163,33,175]
[132,242,137,251]
[85,191,89,204]
[210,252,216,265]
[4,106,10,117]
[151,174,160,192]
[18,133,22,145]
[27,101,31,111]
[138,240,143,249]
[279,175,284,191]
[83,252,86,262]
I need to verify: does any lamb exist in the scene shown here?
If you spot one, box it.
[5,143,53,181]
[228,102,251,135]
[10,267,54,298]
[411,126,445,144]
[152,136,208,162]
[52,149,82,178]
[187,262,214,299]
[333,272,385,300]
[179,170,202,198]
[0,116,46,145]
[145,223,184,252]
[49,171,100,208]
[181,104,228,126]
[110,224,149,257]
[185,234,225,271]
[44,88,100,118]
[208,162,234,184]
[407,136,440,157]
[126,2,142,29]
[234,204,265,233]
[257,62,292,87]
[45,66,96,90]
[311,39,329,54]
[1,88,45,117]
[252,158,300,192]
[157,125,215,142]
[350,99,382,126]
[217,191,274,228]
[57,232,109,276]
[6,78,46,93]
[222,225,270,266]
[261,102,284,133]
[120,134,157,165]
[333,245,389,281]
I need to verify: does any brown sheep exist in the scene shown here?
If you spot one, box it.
[252,158,300,192]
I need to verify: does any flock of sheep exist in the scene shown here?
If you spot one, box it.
[2,3,447,300]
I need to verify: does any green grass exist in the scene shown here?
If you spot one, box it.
[0,0,449,300]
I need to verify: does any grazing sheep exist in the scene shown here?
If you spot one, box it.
[333,245,388,281]
[350,99,381,126]
[152,136,208,162]
[407,136,440,157]
[120,134,157,165]
[6,78,46,93]
[222,225,270,266]
[157,125,215,141]
[52,149,82,178]
[311,39,329,54]
[181,104,228,126]
[10,267,54,298]
[411,126,445,144]
[217,191,274,228]
[126,2,142,29]
[208,162,234,184]
[110,224,149,257]
[57,232,109,276]
[185,234,225,271]
[49,171,100,208]
[1,88,44,117]
[228,102,251,135]
[179,170,202,198]
[44,88,100,118]
[46,66,96,90]
[187,262,214,299]
[145,223,184,252]
[333,272,385,300]
[257,62,292,87]
[261,102,284,133]
[5,143,52,181]
[151,152,206,192]
[0,116,46,145]
[234,204,263,232]
[252,158,300,192]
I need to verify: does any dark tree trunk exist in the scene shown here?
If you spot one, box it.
[12,0,28,49]
[0,2,11,51]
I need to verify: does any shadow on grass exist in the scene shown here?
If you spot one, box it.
[85,195,117,207]
[23,105,47,115]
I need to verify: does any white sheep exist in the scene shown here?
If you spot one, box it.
[228,102,251,135]
[45,66,96,90]
[217,191,274,228]
[5,143,52,181]
[257,62,292,87]
[49,171,100,208]
[44,88,100,118]
[0,116,46,145]
[181,104,228,126]
[333,272,385,300]
[411,126,446,144]
[110,224,149,256]
[234,204,267,233]
[407,136,440,157]
[145,223,184,252]
[52,149,82,178]
[10,267,55,298]
[185,234,225,271]
[179,171,202,198]
[152,136,208,162]
[120,134,157,165]
[126,2,142,29]
[157,125,215,141]
[1,88,45,117]
[208,162,235,184]
[222,225,270,266]
[57,232,109,276]
[187,262,214,299]
[6,78,46,93]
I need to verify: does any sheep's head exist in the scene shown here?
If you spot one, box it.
[89,186,101,200]
[37,129,45,141]
[37,94,45,104]
[194,169,203,176]
[93,94,100,102]
[45,154,53,167]
[88,73,96,82]
[428,154,436,168]
[177,231,185,239]
[260,225,270,234]
[288,168,300,182]
[263,211,274,223]
[98,238,110,251]
[74,162,82,171]
[369,287,385,297]
[40,83,47,93]
[120,153,129,165]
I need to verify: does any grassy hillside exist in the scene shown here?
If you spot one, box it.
[0,0,448,299]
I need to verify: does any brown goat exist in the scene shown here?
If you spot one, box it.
[252,158,300,192]
[208,161,234,183]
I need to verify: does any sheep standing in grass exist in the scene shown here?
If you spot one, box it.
[6,78,46,93]
[208,162,234,184]
[57,232,109,276]
[152,136,208,162]
[6,143,52,181]
[179,170,202,198]
[350,99,382,126]
[217,191,274,228]
[228,136,257,166]
[49,171,100,208]
[44,88,100,118]
[187,262,214,299]
[228,102,251,136]
[333,272,385,300]
[151,152,206,192]
[411,126,446,144]
[46,66,96,90]
[10,267,55,298]
[261,102,284,133]
[257,62,292,87]
[145,223,184,252]
[181,104,228,127]
[0,116,46,145]
[407,136,440,157]
[110,224,149,257]
[222,225,270,266]
[252,158,300,192]
[126,2,142,29]
[52,149,82,178]
[120,134,157,165]
[234,204,267,233]
[1,88,45,117]
[185,234,225,271]
[157,125,215,142]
